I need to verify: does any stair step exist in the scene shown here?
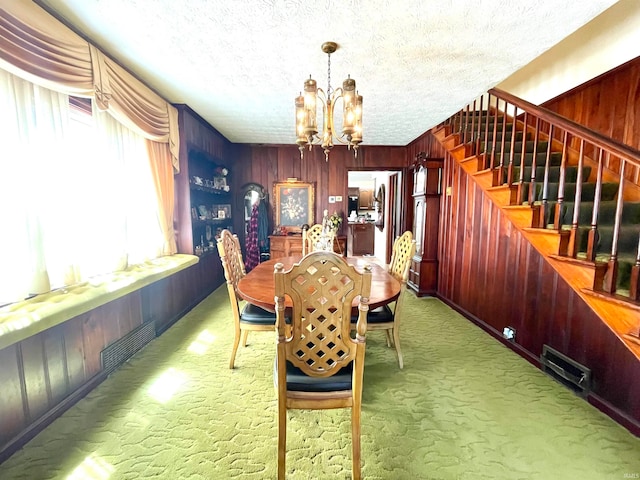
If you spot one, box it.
[556,201,640,226]
[488,140,549,154]
[505,165,592,185]
[553,224,639,256]
[477,130,527,143]
[550,225,639,290]
[455,121,508,135]
[534,181,619,203]
[492,152,563,168]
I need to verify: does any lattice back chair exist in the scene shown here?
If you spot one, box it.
[217,229,277,369]
[274,251,372,480]
[358,230,416,369]
[302,223,333,255]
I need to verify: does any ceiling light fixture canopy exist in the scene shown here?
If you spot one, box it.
[295,41,363,162]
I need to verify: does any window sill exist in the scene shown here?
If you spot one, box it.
[0,254,199,351]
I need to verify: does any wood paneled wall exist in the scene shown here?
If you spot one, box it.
[230,143,411,240]
[542,56,640,183]
[227,132,446,241]
[0,292,143,452]
[0,260,216,463]
[438,152,640,431]
[407,130,448,161]
[543,56,640,150]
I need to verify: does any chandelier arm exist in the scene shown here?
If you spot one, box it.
[326,87,352,146]
[311,88,328,145]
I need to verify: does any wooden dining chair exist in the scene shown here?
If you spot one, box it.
[357,230,416,369]
[274,251,372,480]
[302,223,332,255]
[216,229,276,369]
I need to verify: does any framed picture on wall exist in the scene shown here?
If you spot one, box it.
[273,180,314,232]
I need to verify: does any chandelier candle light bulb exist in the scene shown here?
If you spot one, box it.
[295,41,363,162]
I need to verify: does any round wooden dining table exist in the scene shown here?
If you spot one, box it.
[237,256,401,313]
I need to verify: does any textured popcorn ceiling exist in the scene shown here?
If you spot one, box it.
[39,0,619,146]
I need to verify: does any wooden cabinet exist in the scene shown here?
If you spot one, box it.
[347,223,375,256]
[408,154,443,296]
[269,235,346,261]
[358,189,374,210]
[269,235,304,260]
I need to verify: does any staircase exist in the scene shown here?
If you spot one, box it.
[434,88,640,355]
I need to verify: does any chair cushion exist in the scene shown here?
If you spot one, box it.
[351,304,393,324]
[240,303,276,325]
[276,360,353,392]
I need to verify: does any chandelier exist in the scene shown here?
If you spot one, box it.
[295,41,363,161]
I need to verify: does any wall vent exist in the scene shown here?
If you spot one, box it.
[540,345,591,397]
[101,321,156,375]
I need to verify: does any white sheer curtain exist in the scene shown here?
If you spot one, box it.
[0,68,68,304]
[0,68,164,306]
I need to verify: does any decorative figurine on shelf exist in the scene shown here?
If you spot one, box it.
[316,209,339,252]
[321,209,331,234]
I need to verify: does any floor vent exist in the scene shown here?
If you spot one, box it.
[540,345,591,397]
[101,321,156,375]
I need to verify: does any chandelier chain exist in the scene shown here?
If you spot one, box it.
[327,51,332,97]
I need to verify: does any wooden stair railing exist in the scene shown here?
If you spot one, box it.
[438,88,640,302]
[434,88,640,349]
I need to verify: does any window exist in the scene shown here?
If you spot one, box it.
[0,68,164,306]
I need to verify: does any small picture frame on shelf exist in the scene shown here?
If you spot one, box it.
[214,176,227,189]
[217,209,226,219]
[197,204,209,219]
[220,204,231,218]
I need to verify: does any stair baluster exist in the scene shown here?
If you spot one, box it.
[567,139,586,258]
[516,112,529,204]
[474,96,483,156]
[553,131,570,232]
[488,98,499,171]
[586,148,604,262]
[538,124,555,229]
[630,241,640,301]
[603,161,626,293]
[527,117,541,206]
[462,104,470,144]
[506,106,518,187]
[483,94,492,161]
[469,99,476,151]
[493,99,508,186]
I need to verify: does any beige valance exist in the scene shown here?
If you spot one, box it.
[0,1,179,171]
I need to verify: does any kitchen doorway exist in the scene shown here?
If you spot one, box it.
[347,170,402,263]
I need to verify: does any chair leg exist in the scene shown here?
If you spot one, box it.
[351,405,362,480]
[392,326,403,369]
[385,329,393,347]
[229,327,242,369]
[278,401,287,479]
[241,329,249,347]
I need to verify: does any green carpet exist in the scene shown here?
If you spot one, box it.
[1,286,639,479]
